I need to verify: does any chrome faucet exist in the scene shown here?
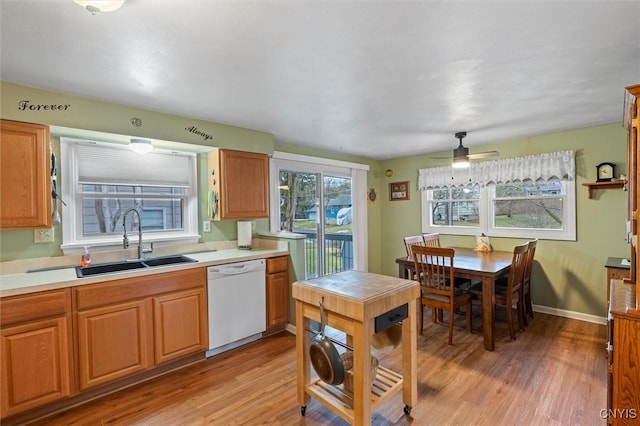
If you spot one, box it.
[122,207,151,259]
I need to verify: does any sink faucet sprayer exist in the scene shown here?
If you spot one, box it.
[122,208,152,259]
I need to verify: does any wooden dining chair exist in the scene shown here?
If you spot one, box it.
[522,239,538,323]
[494,239,538,327]
[404,235,425,257]
[403,235,425,281]
[411,245,472,344]
[406,234,469,292]
[422,233,441,248]
[468,242,528,340]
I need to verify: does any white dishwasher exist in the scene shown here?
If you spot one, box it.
[206,258,266,357]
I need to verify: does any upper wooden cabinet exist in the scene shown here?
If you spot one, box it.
[207,149,269,220]
[0,119,52,229]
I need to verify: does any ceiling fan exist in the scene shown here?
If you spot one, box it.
[433,131,500,168]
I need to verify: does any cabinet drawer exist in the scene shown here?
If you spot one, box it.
[267,256,288,274]
[608,268,631,281]
[1,289,70,326]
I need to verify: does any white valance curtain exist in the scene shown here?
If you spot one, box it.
[418,150,575,190]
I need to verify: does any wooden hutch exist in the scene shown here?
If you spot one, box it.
[607,83,640,425]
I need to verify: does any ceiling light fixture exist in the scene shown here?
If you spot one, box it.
[73,0,126,14]
[452,131,471,169]
[452,155,470,169]
[429,132,498,166]
[129,138,153,154]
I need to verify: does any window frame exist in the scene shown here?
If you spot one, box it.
[421,179,576,241]
[60,138,200,254]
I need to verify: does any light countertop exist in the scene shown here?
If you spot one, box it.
[605,256,631,269]
[1,243,288,297]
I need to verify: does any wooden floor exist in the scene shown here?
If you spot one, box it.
[29,309,607,425]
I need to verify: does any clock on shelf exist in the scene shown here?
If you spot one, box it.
[596,162,615,182]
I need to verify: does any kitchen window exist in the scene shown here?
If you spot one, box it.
[60,139,199,253]
[420,151,576,241]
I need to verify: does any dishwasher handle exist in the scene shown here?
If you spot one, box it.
[214,265,253,275]
[209,260,265,276]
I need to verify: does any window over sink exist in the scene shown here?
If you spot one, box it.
[60,139,199,254]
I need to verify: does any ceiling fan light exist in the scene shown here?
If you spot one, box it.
[129,138,153,154]
[73,0,126,14]
[452,156,470,169]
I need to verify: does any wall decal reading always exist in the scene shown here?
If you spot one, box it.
[185,125,213,141]
[19,100,70,111]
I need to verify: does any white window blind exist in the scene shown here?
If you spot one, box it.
[75,143,193,187]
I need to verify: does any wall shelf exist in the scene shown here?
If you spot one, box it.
[582,181,625,199]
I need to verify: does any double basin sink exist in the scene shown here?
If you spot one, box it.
[76,255,198,278]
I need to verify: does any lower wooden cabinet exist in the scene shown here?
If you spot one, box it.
[266,256,290,333]
[0,289,72,418]
[608,280,640,425]
[611,316,640,425]
[76,299,153,390]
[153,287,207,364]
[74,268,207,391]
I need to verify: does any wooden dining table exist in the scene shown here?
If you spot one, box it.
[395,246,513,351]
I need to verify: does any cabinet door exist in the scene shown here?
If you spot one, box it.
[1,317,71,418]
[266,271,289,329]
[0,120,51,229]
[612,316,640,426]
[153,288,208,365]
[209,149,269,220]
[76,299,153,390]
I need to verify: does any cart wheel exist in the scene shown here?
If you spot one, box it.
[301,405,307,416]
[403,405,412,416]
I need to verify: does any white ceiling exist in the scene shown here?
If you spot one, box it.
[1,1,639,160]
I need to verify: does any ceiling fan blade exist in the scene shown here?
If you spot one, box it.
[468,151,499,159]
[429,155,452,159]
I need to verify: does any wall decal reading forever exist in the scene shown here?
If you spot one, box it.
[185,125,213,141]
[18,100,70,111]
[130,117,143,127]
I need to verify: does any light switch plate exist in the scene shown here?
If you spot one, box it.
[34,228,54,243]
[203,220,211,232]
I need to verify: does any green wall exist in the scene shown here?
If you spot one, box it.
[1,81,629,318]
[377,124,629,317]
[0,82,277,259]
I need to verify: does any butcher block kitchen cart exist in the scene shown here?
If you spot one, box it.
[293,270,419,426]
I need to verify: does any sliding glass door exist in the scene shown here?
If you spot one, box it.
[278,170,353,279]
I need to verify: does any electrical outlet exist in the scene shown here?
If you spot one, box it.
[34,228,54,243]
[203,220,211,232]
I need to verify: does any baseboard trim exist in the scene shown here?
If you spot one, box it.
[285,323,297,335]
[533,304,607,325]
[285,307,607,335]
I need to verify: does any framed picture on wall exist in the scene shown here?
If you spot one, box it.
[389,181,409,201]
